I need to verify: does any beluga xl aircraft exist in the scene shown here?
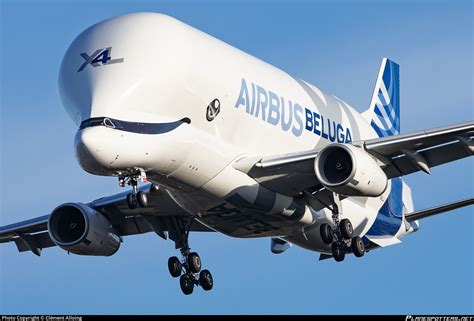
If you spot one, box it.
[1,13,473,295]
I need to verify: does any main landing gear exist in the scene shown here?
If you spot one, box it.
[319,195,365,262]
[119,174,148,209]
[168,250,214,295]
[167,217,213,295]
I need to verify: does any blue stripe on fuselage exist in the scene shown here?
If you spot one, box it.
[365,178,403,237]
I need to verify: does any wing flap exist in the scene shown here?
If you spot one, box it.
[14,232,56,255]
[386,140,472,178]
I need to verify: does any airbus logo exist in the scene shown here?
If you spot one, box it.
[77,47,124,72]
[234,78,353,143]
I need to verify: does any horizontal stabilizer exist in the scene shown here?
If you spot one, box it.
[406,197,473,222]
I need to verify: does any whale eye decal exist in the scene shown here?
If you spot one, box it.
[206,99,220,121]
[103,118,116,128]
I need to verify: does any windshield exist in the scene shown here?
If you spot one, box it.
[78,117,190,135]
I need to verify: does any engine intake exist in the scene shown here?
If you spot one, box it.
[314,144,388,197]
[48,203,121,256]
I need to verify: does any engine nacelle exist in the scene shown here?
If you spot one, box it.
[47,203,121,256]
[314,144,388,197]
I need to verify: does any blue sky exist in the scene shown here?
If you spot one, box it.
[0,0,472,315]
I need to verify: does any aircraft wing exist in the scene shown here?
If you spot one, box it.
[234,121,474,197]
[361,121,473,178]
[0,184,213,256]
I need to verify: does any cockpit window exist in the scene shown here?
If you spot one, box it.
[89,118,104,127]
[78,117,191,135]
[79,118,103,130]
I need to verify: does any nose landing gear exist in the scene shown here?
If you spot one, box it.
[118,172,148,209]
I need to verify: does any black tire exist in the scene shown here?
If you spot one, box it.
[137,191,148,208]
[351,236,365,257]
[199,269,213,291]
[126,193,137,209]
[331,242,345,262]
[320,223,334,244]
[339,219,353,239]
[168,256,182,278]
[179,275,194,295]
[188,252,202,273]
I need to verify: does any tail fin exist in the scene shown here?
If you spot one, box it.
[363,58,400,137]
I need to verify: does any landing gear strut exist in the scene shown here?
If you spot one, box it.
[320,194,365,262]
[119,173,148,209]
[167,217,213,295]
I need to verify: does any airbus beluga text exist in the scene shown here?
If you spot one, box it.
[1,13,473,295]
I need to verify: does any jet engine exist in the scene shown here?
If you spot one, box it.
[47,203,121,256]
[314,144,388,197]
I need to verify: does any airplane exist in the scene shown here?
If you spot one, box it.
[1,12,473,296]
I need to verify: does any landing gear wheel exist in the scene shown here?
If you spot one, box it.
[320,223,334,244]
[331,242,345,262]
[339,219,353,239]
[136,191,148,208]
[126,193,137,209]
[168,256,182,278]
[351,236,365,257]
[199,269,213,291]
[179,275,194,295]
[188,252,202,273]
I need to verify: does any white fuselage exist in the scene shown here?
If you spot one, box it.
[59,13,413,254]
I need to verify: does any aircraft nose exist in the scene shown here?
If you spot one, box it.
[74,127,116,175]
